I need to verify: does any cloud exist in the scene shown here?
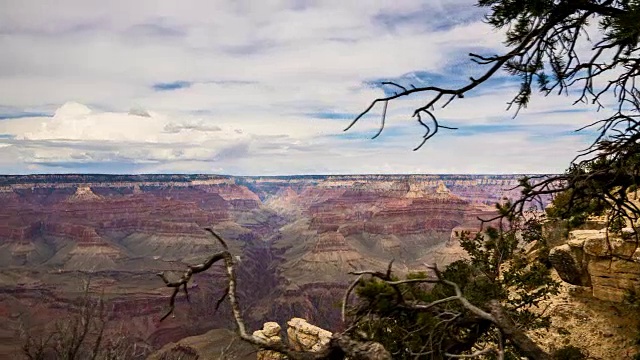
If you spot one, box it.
[0,0,602,174]
[163,121,221,133]
[0,101,595,175]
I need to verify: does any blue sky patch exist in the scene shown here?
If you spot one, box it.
[444,123,598,139]
[152,81,192,91]
[537,107,589,115]
[309,112,357,120]
[373,4,485,33]
[366,58,520,98]
[125,22,186,38]
[0,111,51,120]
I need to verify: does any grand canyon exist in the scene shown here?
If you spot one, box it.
[0,174,529,358]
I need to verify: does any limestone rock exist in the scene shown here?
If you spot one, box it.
[254,322,285,360]
[262,322,281,337]
[578,230,608,256]
[588,259,640,302]
[254,318,335,358]
[549,244,590,286]
[580,229,639,257]
[287,318,332,352]
[621,227,637,239]
[567,237,585,248]
[436,181,450,194]
[552,227,640,302]
[609,238,638,258]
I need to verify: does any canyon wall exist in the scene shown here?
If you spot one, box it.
[0,173,531,358]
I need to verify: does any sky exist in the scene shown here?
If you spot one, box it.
[0,0,611,175]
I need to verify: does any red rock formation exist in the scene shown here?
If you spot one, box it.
[0,222,40,242]
[43,222,104,244]
[0,174,525,358]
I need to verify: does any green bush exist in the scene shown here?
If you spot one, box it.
[349,213,560,359]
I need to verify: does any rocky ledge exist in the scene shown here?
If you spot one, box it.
[550,226,640,302]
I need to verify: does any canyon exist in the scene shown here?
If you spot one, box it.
[0,174,527,358]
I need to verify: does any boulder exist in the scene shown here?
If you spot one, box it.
[287,318,332,352]
[262,322,281,337]
[549,244,590,286]
[254,322,285,360]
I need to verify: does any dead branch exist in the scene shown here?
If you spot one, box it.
[342,274,363,324]
[486,300,549,360]
[19,278,121,360]
[158,228,391,360]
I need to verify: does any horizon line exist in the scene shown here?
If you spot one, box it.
[0,172,556,177]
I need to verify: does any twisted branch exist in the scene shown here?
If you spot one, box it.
[348,1,638,154]
[344,263,551,360]
[158,228,391,360]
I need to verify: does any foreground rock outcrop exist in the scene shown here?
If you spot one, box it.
[253,322,285,360]
[550,227,640,302]
[149,318,334,360]
[252,318,333,360]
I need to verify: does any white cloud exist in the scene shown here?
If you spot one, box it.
[0,0,598,174]
[0,102,591,174]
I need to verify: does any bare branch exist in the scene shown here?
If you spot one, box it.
[349,2,639,156]
[342,274,363,324]
[159,229,392,360]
